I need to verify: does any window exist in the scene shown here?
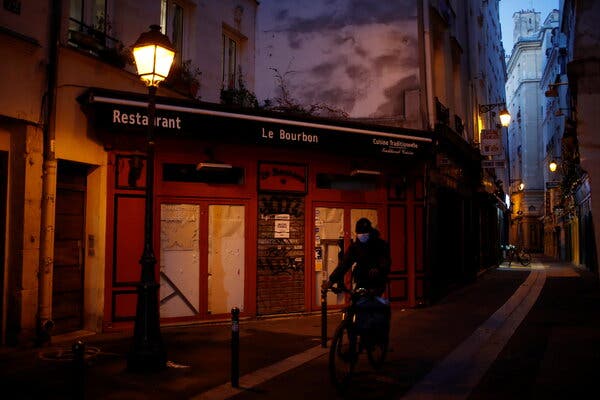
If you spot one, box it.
[69,0,107,32]
[222,33,238,89]
[161,0,184,66]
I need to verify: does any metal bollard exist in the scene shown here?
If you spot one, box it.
[72,340,85,400]
[321,281,328,348]
[231,307,240,388]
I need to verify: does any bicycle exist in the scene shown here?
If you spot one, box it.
[500,244,531,266]
[325,282,391,393]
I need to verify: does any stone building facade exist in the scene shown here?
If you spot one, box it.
[1,0,509,346]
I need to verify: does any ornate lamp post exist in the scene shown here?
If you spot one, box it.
[128,25,175,372]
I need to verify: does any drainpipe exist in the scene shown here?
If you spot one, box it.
[419,0,434,130]
[37,0,61,345]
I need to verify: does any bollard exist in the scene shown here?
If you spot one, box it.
[321,280,328,348]
[231,307,240,388]
[72,340,85,400]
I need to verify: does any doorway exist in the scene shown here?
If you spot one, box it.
[313,206,380,309]
[159,200,247,318]
[53,160,88,334]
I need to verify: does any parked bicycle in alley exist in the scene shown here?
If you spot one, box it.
[500,244,532,266]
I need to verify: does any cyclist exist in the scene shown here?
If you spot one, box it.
[326,217,391,296]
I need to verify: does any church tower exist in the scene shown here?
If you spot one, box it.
[513,10,541,43]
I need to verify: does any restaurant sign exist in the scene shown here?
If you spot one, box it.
[86,91,432,160]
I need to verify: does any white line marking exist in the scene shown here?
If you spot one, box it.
[399,267,546,400]
[189,344,329,400]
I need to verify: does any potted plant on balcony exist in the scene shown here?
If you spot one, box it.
[220,67,259,108]
[163,59,202,98]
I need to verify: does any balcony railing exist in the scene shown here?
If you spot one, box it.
[435,97,450,126]
[67,18,131,68]
[454,115,464,135]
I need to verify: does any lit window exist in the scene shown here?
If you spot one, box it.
[161,0,184,66]
[222,33,238,89]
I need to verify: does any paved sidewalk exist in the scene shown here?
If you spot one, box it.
[1,259,598,399]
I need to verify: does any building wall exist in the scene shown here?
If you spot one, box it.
[0,0,512,344]
[566,0,600,273]
[255,0,421,127]
[0,2,50,344]
[0,0,260,344]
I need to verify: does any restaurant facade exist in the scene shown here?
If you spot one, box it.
[80,87,436,330]
[1,0,504,345]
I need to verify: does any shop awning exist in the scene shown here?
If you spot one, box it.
[79,88,433,160]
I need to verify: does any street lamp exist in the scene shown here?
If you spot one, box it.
[479,103,511,127]
[544,82,569,98]
[498,109,511,127]
[128,24,175,372]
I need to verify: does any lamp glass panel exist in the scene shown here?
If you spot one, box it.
[133,45,157,78]
[499,111,511,127]
[154,46,175,82]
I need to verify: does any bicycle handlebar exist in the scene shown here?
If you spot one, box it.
[325,282,376,298]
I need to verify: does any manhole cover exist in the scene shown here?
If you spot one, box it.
[38,345,101,362]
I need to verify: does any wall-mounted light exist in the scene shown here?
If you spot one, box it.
[350,169,381,177]
[196,162,233,170]
[548,160,558,172]
[479,102,511,127]
[498,108,511,127]
[544,82,569,98]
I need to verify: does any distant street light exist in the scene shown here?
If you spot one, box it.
[128,24,175,372]
[498,108,511,127]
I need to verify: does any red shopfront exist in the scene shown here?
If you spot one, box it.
[81,88,432,330]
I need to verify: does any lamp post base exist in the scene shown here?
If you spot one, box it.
[127,345,167,372]
[127,281,167,372]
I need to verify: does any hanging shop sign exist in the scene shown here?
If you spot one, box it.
[82,89,432,160]
[481,130,502,156]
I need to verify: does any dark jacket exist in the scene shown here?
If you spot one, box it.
[328,228,391,294]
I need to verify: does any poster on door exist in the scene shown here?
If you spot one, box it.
[274,214,290,238]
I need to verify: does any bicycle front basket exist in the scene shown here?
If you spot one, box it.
[354,297,390,336]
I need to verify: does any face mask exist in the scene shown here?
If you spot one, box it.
[356,233,369,243]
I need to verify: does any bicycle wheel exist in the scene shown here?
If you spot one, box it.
[519,250,531,266]
[329,320,358,392]
[366,333,388,369]
[506,249,514,266]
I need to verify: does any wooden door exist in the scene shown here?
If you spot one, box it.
[53,161,87,334]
